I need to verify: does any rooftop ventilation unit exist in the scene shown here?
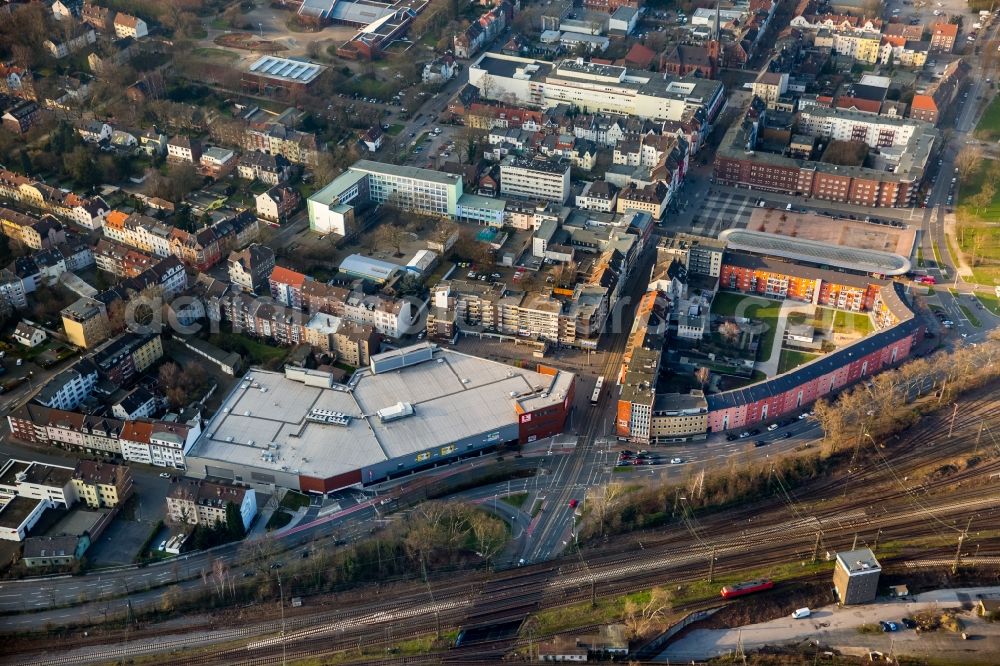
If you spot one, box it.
[376,402,415,423]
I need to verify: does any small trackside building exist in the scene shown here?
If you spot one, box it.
[184,344,575,493]
[834,547,881,605]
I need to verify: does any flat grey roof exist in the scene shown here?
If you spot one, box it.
[837,548,881,573]
[188,348,573,480]
[352,159,462,187]
[719,229,910,276]
[247,56,326,85]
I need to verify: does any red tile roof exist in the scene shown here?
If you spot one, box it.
[269,265,307,288]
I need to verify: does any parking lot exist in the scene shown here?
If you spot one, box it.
[660,586,1000,662]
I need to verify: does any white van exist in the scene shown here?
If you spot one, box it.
[792,608,811,619]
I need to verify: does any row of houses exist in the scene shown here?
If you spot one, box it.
[0,168,109,230]
[102,209,259,272]
[8,403,200,469]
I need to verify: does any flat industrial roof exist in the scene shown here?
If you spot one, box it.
[188,348,573,480]
[719,229,910,276]
[746,209,917,257]
[247,56,326,85]
[0,495,45,528]
[351,159,462,187]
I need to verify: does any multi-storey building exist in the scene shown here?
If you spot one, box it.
[255,185,300,224]
[469,53,726,124]
[0,459,76,507]
[166,479,257,531]
[929,22,957,52]
[238,151,291,185]
[34,361,99,411]
[308,160,470,236]
[269,265,309,308]
[617,182,669,219]
[228,243,276,293]
[751,71,789,107]
[499,157,571,203]
[714,104,936,208]
[244,122,322,166]
[833,548,881,605]
[112,12,147,39]
[656,232,725,278]
[71,460,133,509]
[90,333,164,387]
[61,297,110,349]
[167,136,201,164]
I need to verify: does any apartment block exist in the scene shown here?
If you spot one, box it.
[499,157,571,203]
[61,297,111,349]
[166,479,257,532]
[71,460,133,509]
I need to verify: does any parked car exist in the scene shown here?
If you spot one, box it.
[670,458,684,464]
[792,608,811,619]
[767,423,779,431]
[569,499,578,508]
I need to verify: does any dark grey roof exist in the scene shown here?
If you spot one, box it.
[706,287,920,411]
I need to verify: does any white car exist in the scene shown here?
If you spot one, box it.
[670,458,684,464]
[159,472,171,478]
[158,540,167,551]
[792,608,812,619]
[767,423,779,431]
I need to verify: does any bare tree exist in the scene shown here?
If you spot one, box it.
[588,482,626,537]
[718,320,740,345]
[470,512,507,570]
[955,144,983,182]
[694,366,710,390]
[375,224,406,257]
[622,586,673,638]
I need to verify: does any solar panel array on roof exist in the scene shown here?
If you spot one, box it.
[247,56,325,84]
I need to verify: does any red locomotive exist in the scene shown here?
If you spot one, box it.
[720,578,774,599]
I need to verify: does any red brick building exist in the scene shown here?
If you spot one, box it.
[719,253,882,311]
[706,282,921,431]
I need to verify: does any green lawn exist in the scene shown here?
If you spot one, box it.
[974,95,1000,141]
[814,308,873,335]
[954,159,1000,286]
[266,510,292,531]
[916,246,924,267]
[834,310,872,334]
[386,124,404,136]
[976,291,1000,315]
[505,492,528,510]
[280,491,311,511]
[959,304,981,328]
[778,349,820,374]
[210,332,288,367]
[709,293,784,363]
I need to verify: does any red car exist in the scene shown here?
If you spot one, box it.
[569,499,578,508]
[918,276,936,285]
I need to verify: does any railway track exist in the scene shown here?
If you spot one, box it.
[16,393,1000,665]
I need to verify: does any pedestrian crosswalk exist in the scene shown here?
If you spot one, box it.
[689,191,756,237]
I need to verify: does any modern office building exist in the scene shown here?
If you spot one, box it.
[499,157,571,203]
[469,53,725,123]
[309,160,470,236]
